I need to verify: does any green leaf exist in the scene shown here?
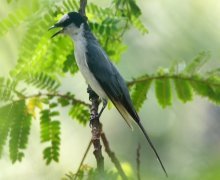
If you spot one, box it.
[40,105,61,164]
[0,104,13,157]
[18,72,60,91]
[0,7,30,37]
[190,76,220,104]
[131,16,148,34]
[173,79,193,103]
[183,51,210,74]
[0,77,17,102]
[69,104,90,126]
[62,54,78,75]
[8,100,32,163]
[128,0,141,17]
[155,78,172,108]
[131,79,152,111]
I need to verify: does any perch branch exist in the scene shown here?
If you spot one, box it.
[101,132,128,180]
[87,86,104,174]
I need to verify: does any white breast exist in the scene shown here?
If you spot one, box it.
[70,25,107,99]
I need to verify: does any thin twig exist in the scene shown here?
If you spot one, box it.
[79,0,87,19]
[127,74,220,87]
[101,132,128,180]
[13,91,90,107]
[74,140,92,180]
[136,143,141,180]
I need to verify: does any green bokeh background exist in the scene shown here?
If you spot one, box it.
[0,0,220,179]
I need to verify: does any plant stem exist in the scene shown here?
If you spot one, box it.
[74,140,92,180]
[101,132,128,180]
[136,143,141,180]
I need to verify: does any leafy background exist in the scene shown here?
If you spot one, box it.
[1,0,220,179]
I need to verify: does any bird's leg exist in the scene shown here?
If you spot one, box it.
[89,99,107,127]
[98,99,108,118]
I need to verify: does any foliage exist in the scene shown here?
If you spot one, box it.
[130,52,220,109]
[62,163,133,180]
[0,0,220,179]
[0,100,31,163]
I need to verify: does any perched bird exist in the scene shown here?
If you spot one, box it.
[49,12,167,176]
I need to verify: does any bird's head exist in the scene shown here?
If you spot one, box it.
[49,12,88,38]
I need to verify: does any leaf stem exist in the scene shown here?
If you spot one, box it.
[127,74,220,88]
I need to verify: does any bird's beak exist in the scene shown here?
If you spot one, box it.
[48,25,63,38]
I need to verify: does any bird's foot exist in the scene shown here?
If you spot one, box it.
[89,114,99,128]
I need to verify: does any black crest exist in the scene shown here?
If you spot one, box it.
[56,12,87,28]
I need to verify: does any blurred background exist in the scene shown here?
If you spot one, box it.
[0,0,220,179]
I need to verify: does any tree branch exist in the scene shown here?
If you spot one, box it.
[87,86,104,174]
[127,74,220,87]
[79,0,87,19]
[13,91,90,107]
[101,132,128,180]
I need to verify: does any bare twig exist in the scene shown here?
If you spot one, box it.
[127,74,220,87]
[101,132,128,180]
[136,143,141,180]
[13,91,90,107]
[74,140,92,180]
[79,0,87,20]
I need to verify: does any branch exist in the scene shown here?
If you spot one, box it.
[127,74,220,87]
[79,0,87,19]
[74,140,92,180]
[14,91,90,107]
[136,143,141,180]
[101,132,128,180]
[87,86,104,174]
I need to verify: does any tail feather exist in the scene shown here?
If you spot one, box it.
[137,121,168,177]
[110,98,168,176]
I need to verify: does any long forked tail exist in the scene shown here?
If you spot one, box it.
[137,121,168,177]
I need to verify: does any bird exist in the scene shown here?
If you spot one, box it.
[49,11,167,176]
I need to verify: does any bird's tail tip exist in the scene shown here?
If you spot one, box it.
[137,121,168,177]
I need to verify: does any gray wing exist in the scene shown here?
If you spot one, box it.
[86,42,140,128]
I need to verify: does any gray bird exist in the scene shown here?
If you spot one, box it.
[49,12,167,176]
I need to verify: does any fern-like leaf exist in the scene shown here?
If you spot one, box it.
[69,104,90,126]
[131,78,152,111]
[0,7,30,37]
[40,104,61,164]
[19,72,60,91]
[9,100,32,163]
[174,79,192,103]
[190,75,220,104]
[0,104,13,157]
[155,77,172,108]
[0,77,17,102]
[184,51,210,74]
